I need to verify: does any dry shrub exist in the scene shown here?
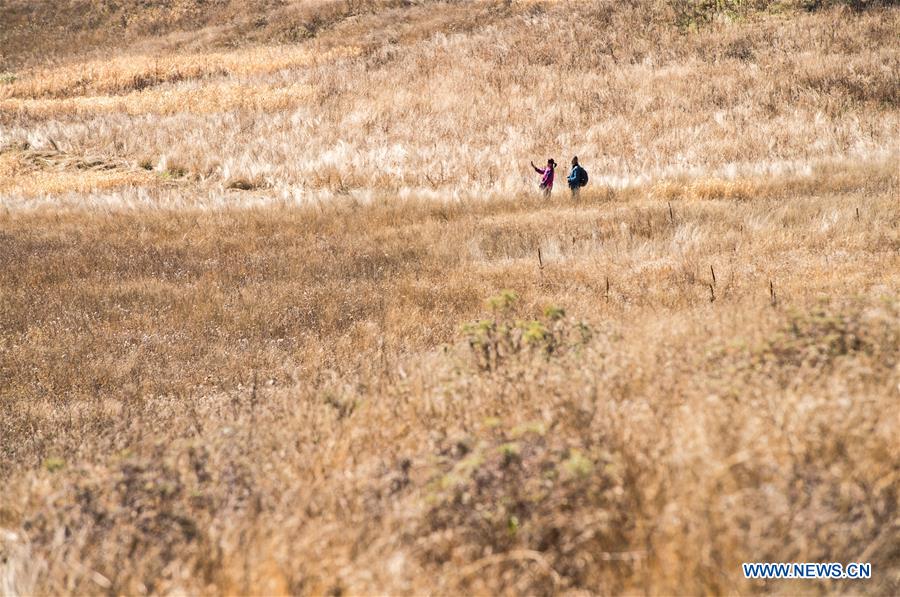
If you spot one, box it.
[421,425,633,594]
[22,454,222,595]
[760,299,900,370]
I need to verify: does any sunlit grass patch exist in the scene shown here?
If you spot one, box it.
[1,45,359,100]
[649,157,897,202]
[0,81,314,118]
[0,170,158,196]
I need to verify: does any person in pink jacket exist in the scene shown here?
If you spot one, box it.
[531,158,557,197]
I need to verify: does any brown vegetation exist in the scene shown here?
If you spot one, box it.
[1,0,899,595]
[2,165,898,594]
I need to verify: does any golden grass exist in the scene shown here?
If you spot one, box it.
[1,168,156,196]
[0,82,315,118]
[648,157,899,202]
[0,148,158,195]
[1,165,898,594]
[2,2,897,195]
[0,45,358,100]
[1,1,899,595]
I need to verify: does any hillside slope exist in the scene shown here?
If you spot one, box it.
[1,1,899,595]
[0,0,454,69]
[2,0,277,68]
[3,1,895,69]
[1,1,897,201]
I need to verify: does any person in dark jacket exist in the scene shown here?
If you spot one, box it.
[567,156,588,198]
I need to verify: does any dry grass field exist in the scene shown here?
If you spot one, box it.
[1,1,899,595]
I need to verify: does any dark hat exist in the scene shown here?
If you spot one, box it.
[548,158,557,166]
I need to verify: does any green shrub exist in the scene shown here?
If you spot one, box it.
[760,298,899,369]
[461,292,591,372]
